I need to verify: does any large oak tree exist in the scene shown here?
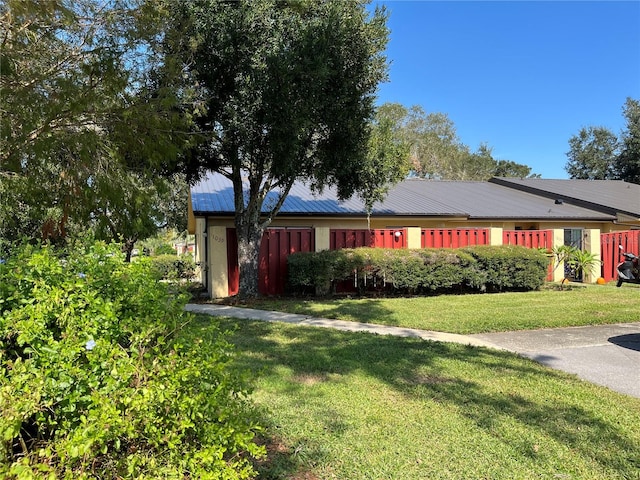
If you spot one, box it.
[164,0,406,297]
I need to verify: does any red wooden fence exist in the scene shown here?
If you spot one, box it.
[421,228,489,248]
[600,230,640,282]
[227,228,315,296]
[226,227,575,295]
[330,229,407,249]
[503,229,553,249]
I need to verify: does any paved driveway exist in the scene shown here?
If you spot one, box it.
[469,322,640,399]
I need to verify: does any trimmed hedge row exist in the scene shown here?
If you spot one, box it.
[287,245,549,295]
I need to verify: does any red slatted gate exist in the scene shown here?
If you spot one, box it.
[421,228,489,248]
[330,229,407,249]
[601,230,640,282]
[503,230,553,249]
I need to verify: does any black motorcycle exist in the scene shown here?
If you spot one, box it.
[616,245,640,287]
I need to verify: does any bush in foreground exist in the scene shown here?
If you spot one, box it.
[0,243,263,479]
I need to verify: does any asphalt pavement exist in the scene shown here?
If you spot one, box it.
[186,303,640,399]
[470,323,640,398]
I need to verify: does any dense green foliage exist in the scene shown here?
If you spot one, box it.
[617,97,640,184]
[565,126,619,180]
[0,0,191,253]
[288,245,548,295]
[461,245,550,291]
[565,97,640,184]
[0,244,263,479]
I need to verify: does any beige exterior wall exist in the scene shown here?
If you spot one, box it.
[194,218,207,285]
[488,227,503,246]
[190,212,635,296]
[208,225,229,298]
[315,227,330,252]
[582,228,602,283]
[406,227,422,249]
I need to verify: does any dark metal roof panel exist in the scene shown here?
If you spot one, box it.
[191,172,616,220]
[398,180,615,220]
[191,172,466,216]
[490,177,640,217]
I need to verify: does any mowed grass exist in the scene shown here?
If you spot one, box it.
[185,316,640,480]
[233,283,640,334]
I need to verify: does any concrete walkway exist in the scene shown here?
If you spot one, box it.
[185,303,501,348]
[185,303,640,399]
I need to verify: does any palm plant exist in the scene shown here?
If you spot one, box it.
[551,245,600,284]
[566,249,601,282]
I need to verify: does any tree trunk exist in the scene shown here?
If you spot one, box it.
[122,237,137,263]
[236,224,264,298]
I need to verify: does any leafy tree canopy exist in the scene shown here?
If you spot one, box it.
[565,126,618,180]
[163,0,405,297]
[616,97,640,184]
[565,97,640,184]
[0,0,192,252]
[377,103,537,180]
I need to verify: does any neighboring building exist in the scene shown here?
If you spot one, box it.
[188,172,640,297]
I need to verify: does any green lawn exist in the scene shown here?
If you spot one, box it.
[193,286,640,478]
[229,283,640,334]
[184,316,640,479]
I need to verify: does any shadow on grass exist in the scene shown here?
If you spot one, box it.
[187,315,640,479]
[249,297,403,326]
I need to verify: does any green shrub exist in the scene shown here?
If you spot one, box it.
[288,245,547,296]
[149,254,196,280]
[462,245,549,291]
[0,243,263,479]
[154,243,178,256]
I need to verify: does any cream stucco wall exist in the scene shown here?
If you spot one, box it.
[194,218,206,285]
[406,227,422,249]
[191,213,636,297]
[315,226,330,252]
[582,229,602,283]
[208,226,229,298]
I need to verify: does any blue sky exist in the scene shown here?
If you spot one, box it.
[372,1,640,178]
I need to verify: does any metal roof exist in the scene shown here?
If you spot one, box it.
[490,177,640,217]
[190,172,621,220]
[190,172,465,217]
[398,180,615,220]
